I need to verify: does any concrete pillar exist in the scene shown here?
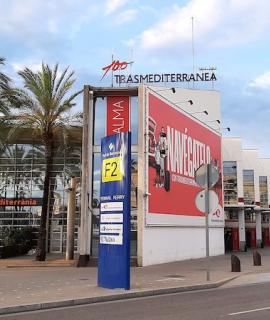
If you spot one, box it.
[268,214,270,239]
[66,177,77,260]
[238,209,246,251]
[77,86,93,267]
[256,212,262,248]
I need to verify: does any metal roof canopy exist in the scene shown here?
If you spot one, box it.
[224,204,256,209]
[87,85,138,98]
[224,204,270,213]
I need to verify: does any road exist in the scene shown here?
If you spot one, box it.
[3,282,270,320]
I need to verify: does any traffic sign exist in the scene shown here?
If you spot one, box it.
[195,164,219,188]
[195,190,219,214]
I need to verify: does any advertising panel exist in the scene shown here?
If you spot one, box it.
[107,96,130,135]
[147,92,223,226]
[98,132,131,290]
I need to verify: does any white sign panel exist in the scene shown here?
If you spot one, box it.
[100,224,123,234]
[100,213,123,223]
[195,164,219,188]
[100,202,123,212]
[195,190,219,214]
[100,234,123,245]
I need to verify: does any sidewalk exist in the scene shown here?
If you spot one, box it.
[1,248,270,315]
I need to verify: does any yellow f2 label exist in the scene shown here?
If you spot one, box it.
[102,157,123,182]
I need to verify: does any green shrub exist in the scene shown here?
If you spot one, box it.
[0,227,37,256]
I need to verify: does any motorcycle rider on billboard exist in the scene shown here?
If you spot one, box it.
[158,127,170,191]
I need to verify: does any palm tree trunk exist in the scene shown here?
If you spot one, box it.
[36,133,53,261]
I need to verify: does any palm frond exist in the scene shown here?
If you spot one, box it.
[11,62,81,144]
[0,57,12,116]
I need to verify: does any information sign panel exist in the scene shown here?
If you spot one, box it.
[98,132,131,290]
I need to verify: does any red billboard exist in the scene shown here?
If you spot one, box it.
[148,92,222,218]
[107,96,130,135]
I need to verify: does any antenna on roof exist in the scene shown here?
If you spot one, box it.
[191,16,195,89]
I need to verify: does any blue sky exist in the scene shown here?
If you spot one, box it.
[1,0,270,156]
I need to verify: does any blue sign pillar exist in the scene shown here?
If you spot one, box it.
[98,132,131,290]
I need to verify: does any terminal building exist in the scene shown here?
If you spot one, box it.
[223,138,270,252]
[0,85,269,265]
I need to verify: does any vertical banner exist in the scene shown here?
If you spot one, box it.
[107,96,130,135]
[98,132,131,290]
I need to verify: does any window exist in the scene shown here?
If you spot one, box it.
[223,161,237,205]
[259,176,268,208]
[243,170,255,205]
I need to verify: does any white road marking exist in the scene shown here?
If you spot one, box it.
[229,306,270,316]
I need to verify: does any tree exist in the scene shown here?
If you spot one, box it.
[11,63,82,261]
[0,57,11,116]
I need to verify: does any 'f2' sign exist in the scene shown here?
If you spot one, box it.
[102,157,122,182]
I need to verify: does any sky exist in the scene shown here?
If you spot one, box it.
[0,0,270,156]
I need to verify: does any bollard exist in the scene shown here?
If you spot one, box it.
[231,254,241,272]
[253,251,262,266]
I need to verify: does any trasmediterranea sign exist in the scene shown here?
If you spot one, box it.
[101,60,217,84]
[146,91,223,226]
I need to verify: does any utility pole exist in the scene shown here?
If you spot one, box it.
[205,164,210,281]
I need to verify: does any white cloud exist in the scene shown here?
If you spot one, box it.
[0,0,98,43]
[249,71,270,89]
[11,61,41,73]
[104,0,128,15]
[114,9,138,25]
[122,38,136,48]
[131,0,270,53]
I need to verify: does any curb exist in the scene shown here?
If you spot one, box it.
[0,276,237,316]
[5,264,75,268]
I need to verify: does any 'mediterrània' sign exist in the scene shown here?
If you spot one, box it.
[101,60,217,84]
[0,198,42,206]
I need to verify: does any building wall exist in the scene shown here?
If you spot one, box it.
[141,227,224,266]
[138,86,224,266]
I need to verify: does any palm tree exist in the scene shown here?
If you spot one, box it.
[0,57,11,116]
[11,63,82,261]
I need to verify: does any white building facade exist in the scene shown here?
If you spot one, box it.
[223,137,270,252]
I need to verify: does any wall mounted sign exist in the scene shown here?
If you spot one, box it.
[0,198,42,206]
[101,59,217,84]
[114,72,217,84]
[101,60,133,80]
[98,132,131,290]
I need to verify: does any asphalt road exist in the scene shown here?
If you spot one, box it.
[3,282,270,320]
